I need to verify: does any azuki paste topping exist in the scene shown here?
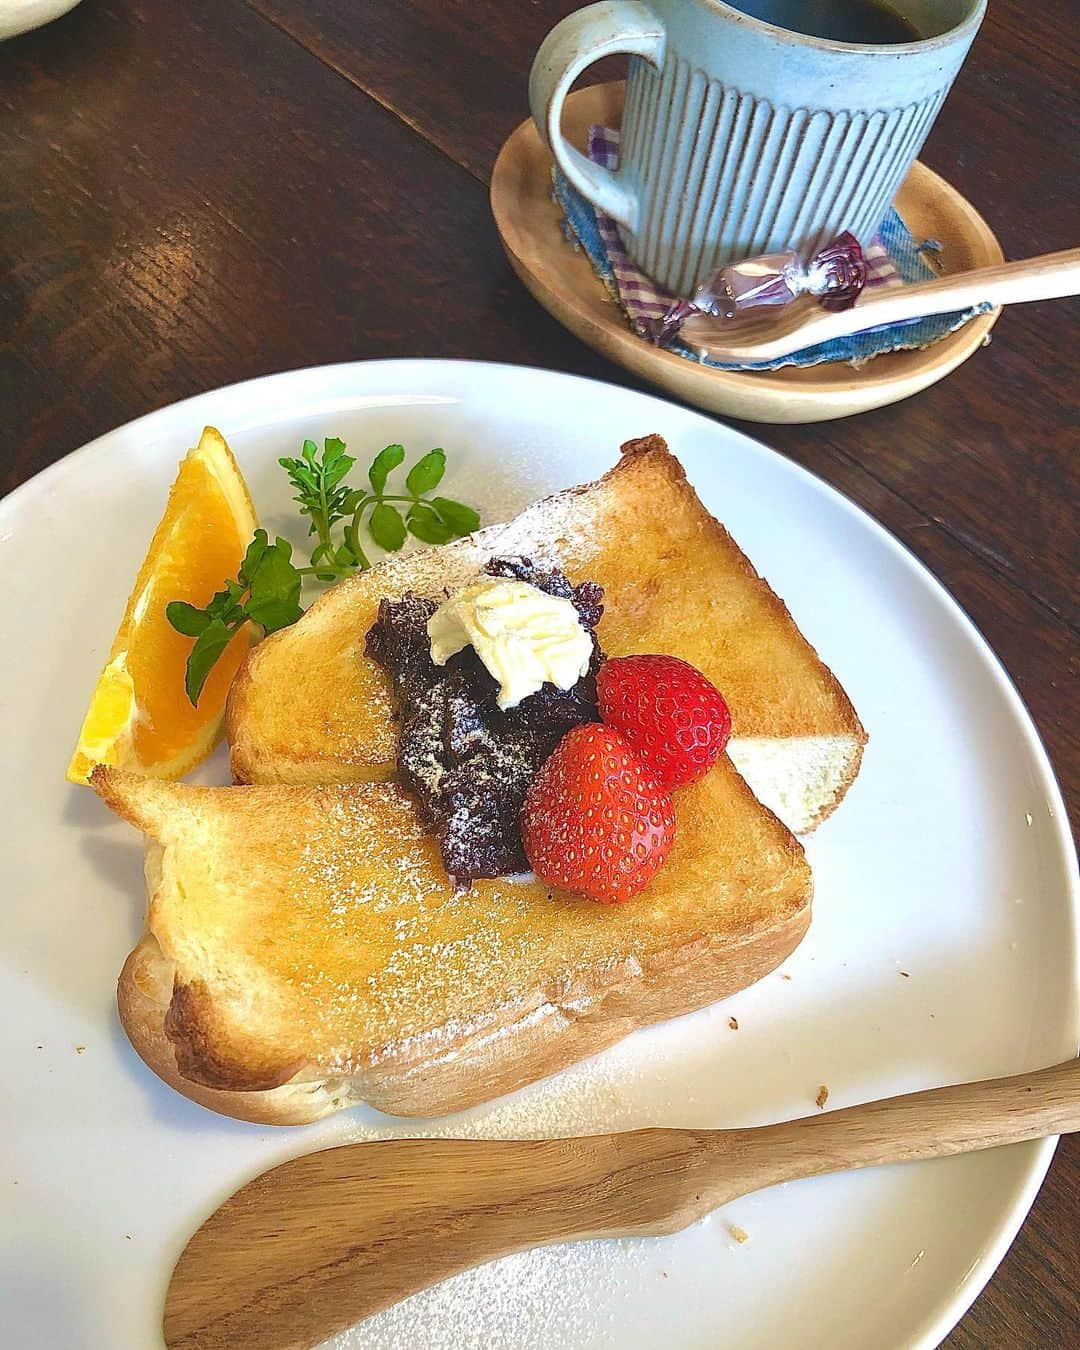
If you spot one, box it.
[365,557,604,882]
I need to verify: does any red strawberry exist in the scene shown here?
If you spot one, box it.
[521,723,675,904]
[596,654,731,791]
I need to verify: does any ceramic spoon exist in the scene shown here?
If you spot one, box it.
[163,1058,1079,1348]
[683,246,1080,363]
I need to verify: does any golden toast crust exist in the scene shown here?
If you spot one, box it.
[95,762,811,1122]
[116,896,810,1125]
[226,435,865,829]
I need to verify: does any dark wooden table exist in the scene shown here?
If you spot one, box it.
[2,1,1076,1343]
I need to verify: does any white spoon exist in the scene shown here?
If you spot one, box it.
[682,246,1080,364]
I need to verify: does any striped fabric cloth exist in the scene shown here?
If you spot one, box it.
[553,125,989,372]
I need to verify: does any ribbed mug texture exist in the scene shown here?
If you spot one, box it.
[621,52,949,293]
[530,0,985,292]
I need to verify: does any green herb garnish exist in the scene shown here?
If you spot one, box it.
[168,438,480,704]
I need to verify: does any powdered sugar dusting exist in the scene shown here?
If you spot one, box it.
[366,560,603,883]
[320,1041,671,1350]
[280,784,618,1062]
[286,786,521,1051]
[325,476,608,612]
[319,1238,654,1349]
[335,1029,664,1144]
[285,469,611,777]
[308,992,789,1349]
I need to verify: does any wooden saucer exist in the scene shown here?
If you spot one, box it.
[491,83,1004,424]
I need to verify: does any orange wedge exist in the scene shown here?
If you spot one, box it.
[67,427,259,785]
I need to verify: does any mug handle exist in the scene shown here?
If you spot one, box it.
[528,1,665,231]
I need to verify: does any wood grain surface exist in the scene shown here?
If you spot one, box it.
[162,1062,1080,1349]
[1,1,1076,1345]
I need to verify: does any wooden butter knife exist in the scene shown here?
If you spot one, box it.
[164,1058,1079,1349]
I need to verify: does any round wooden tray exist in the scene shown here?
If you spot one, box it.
[491,82,1004,424]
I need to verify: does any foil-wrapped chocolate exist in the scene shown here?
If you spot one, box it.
[646,232,867,347]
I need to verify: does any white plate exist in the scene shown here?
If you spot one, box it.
[1,360,1075,1350]
[0,0,83,42]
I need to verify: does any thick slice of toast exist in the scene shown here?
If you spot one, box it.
[94,761,811,1123]
[227,436,864,832]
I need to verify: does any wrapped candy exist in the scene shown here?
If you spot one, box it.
[645,232,867,347]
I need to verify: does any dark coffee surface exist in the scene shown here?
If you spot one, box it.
[743,0,921,44]
[366,558,604,884]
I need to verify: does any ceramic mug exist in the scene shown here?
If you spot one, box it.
[529,0,985,293]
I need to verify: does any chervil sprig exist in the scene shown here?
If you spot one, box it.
[166,529,303,705]
[168,437,480,703]
[278,439,479,580]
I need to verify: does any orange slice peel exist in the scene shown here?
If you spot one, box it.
[67,426,258,784]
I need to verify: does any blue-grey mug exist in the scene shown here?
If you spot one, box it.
[529,0,985,294]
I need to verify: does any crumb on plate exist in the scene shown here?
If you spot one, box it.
[728,1016,738,1031]
[816,1085,829,1110]
[729,1224,749,1244]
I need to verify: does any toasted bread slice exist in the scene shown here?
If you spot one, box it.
[94,761,811,1123]
[227,436,864,832]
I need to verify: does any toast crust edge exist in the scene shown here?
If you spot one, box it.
[223,449,642,783]
[95,762,813,1124]
[118,935,334,1122]
[804,736,865,830]
[117,890,811,1125]
[226,433,866,802]
[618,436,866,751]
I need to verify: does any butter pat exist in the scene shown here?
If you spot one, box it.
[427,577,592,710]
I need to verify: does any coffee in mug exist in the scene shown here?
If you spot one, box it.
[754,1,921,45]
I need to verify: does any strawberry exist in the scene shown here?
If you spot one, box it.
[521,723,675,904]
[596,654,731,791]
